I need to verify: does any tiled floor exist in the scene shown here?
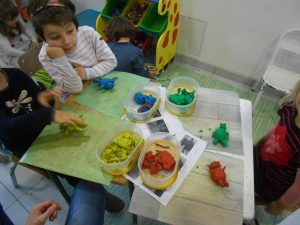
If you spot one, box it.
[0,161,69,225]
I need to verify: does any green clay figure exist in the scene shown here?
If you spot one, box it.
[169,88,195,105]
[212,123,229,147]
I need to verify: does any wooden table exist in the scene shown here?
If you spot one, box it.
[129,88,255,225]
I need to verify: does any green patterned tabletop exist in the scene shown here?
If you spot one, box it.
[20,107,121,185]
[75,71,149,119]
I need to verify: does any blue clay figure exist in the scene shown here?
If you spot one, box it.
[93,77,117,90]
[212,123,229,147]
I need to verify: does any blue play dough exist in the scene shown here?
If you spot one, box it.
[93,77,117,90]
[134,92,156,106]
[134,92,145,104]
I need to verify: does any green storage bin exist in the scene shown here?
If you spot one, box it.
[140,4,168,35]
[101,0,130,21]
[123,0,151,27]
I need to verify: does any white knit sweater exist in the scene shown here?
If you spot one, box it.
[39,26,117,93]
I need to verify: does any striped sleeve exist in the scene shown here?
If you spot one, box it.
[39,45,83,93]
[83,28,117,79]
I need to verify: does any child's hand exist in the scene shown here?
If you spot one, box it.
[25,200,61,225]
[46,47,65,59]
[53,110,85,125]
[148,67,158,77]
[38,87,63,108]
[74,66,88,81]
[265,200,286,215]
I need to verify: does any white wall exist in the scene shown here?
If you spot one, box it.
[73,0,105,13]
[75,0,300,80]
[180,0,300,80]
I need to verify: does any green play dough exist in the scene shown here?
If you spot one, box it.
[169,88,195,105]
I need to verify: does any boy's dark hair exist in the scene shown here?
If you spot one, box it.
[0,0,22,37]
[28,0,78,40]
[104,16,136,41]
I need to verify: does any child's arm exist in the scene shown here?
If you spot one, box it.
[0,108,53,138]
[83,29,117,79]
[39,46,83,93]
[0,34,25,57]
[266,168,300,215]
[0,107,84,138]
[18,17,36,42]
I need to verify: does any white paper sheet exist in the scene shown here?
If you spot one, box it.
[124,87,207,205]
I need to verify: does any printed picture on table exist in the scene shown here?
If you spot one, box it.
[153,189,165,197]
[153,110,161,118]
[146,119,169,133]
[181,134,196,155]
[178,158,186,171]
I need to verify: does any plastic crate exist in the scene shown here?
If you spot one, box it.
[140,4,168,35]
[101,0,130,21]
[123,0,151,27]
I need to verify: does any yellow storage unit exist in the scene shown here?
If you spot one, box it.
[96,0,180,73]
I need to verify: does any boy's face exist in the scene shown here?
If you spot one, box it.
[43,22,77,54]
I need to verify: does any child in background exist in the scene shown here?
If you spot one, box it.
[254,80,300,215]
[28,0,117,94]
[104,16,157,77]
[0,0,36,68]
[0,67,83,158]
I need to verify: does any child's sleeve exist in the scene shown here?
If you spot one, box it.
[0,34,25,57]
[0,108,53,139]
[18,17,36,41]
[39,46,83,93]
[280,168,300,207]
[83,29,117,79]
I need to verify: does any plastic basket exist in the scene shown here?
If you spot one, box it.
[140,4,168,35]
[123,0,151,27]
[101,0,130,21]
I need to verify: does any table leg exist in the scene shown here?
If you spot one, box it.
[128,181,137,224]
[47,170,71,204]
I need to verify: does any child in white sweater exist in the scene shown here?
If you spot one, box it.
[28,0,117,93]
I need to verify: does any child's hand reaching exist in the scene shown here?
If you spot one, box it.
[25,200,61,225]
[53,110,85,125]
[148,67,158,77]
[46,47,65,59]
[38,87,63,108]
[265,200,287,215]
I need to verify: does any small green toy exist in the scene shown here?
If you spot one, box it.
[169,88,195,105]
[59,114,87,134]
[212,123,229,147]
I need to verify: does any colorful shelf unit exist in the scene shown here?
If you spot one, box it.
[96,0,180,72]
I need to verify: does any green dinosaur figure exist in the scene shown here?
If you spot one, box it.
[212,123,229,147]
